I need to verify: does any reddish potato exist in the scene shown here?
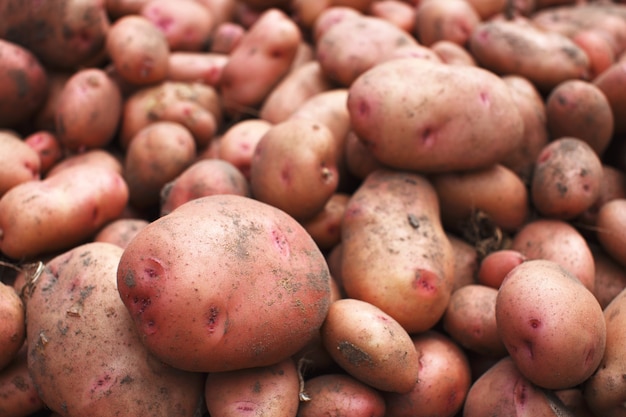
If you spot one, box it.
[592,244,626,309]
[167,52,228,86]
[477,249,527,289]
[23,131,63,175]
[447,233,479,291]
[572,29,617,80]
[343,130,386,181]
[321,298,419,393]
[368,0,417,33]
[301,192,350,252]
[31,71,72,133]
[0,347,45,417]
[93,218,150,249]
[217,119,272,180]
[209,21,245,54]
[106,0,152,17]
[116,194,332,372]
[0,281,25,371]
[596,199,626,268]
[594,61,626,134]
[46,148,123,177]
[496,259,606,390]
[205,358,300,417]
[413,0,481,47]
[430,40,477,66]
[55,68,123,151]
[0,131,40,197]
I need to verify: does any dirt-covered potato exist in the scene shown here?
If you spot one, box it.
[0,347,45,417]
[116,194,332,373]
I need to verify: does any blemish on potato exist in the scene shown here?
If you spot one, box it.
[206,306,220,334]
[337,341,374,368]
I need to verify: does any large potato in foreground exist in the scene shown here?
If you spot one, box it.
[117,194,332,372]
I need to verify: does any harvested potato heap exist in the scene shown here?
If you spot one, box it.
[2,0,626,416]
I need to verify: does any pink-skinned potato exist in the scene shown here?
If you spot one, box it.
[0,347,45,417]
[0,130,40,197]
[116,194,332,372]
[0,281,25,372]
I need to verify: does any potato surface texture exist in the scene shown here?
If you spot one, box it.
[116,194,332,372]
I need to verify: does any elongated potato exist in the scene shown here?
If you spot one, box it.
[0,164,129,260]
[340,169,454,333]
[321,298,419,393]
[347,58,525,172]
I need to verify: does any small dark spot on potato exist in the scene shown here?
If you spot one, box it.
[529,318,541,329]
[124,271,136,288]
[337,341,374,368]
[252,381,262,393]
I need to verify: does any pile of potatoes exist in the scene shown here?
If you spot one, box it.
[2,0,626,416]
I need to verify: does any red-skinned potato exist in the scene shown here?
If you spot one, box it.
[477,249,527,289]
[46,148,123,177]
[217,118,272,180]
[347,58,525,173]
[383,330,472,417]
[321,298,419,393]
[298,373,386,417]
[413,0,481,47]
[430,39,477,66]
[340,169,454,333]
[0,346,45,417]
[0,130,40,197]
[0,39,48,129]
[55,68,123,151]
[105,0,152,17]
[594,61,626,134]
[23,130,63,175]
[301,192,350,252]
[511,218,596,291]
[160,158,251,216]
[93,218,150,249]
[596,198,626,268]
[592,243,626,309]
[26,242,205,417]
[205,358,300,417]
[0,281,25,372]
[343,130,386,181]
[167,51,228,87]
[220,8,302,115]
[447,233,479,291]
[0,164,129,260]
[116,194,332,372]
[496,259,606,390]
[209,21,245,54]
[578,164,626,228]
[31,71,72,133]
[572,29,617,80]
[106,15,170,86]
[368,0,417,33]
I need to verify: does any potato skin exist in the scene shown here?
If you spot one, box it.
[321,298,419,393]
[596,199,626,268]
[496,259,606,390]
[347,58,525,172]
[26,242,205,417]
[0,348,45,417]
[117,194,332,372]
[0,281,25,371]
[0,131,41,197]
[340,169,454,333]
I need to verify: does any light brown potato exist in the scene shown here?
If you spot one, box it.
[23,131,63,175]
[340,169,455,333]
[321,298,419,393]
[477,249,526,289]
[301,192,350,252]
[0,164,129,260]
[167,51,228,86]
[106,15,170,86]
[217,118,272,180]
[205,358,300,417]
[124,121,197,210]
[414,0,481,47]
[0,347,45,417]
[160,158,250,216]
[584,286,626,417]
[347,58,525,173]
[511,218,596,291]
[219,8,302,115]
[531,137,604,220]
[383,331,472,417]
[26,242,205,417]
[141,0,215,51]
[596,199,626,268]
[546,79,614,156]
[0,39,48,129]
[93,218,150,249]
[249,118,340,222]
[431,164,530,234]
[447,233,479,291]
[0,131,41,197]
[496,259,606,390]
[298,373,386,417]
[55,68,123,151]
[0,281,24,371]
[442,284,507,358]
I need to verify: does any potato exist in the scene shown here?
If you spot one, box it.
[469,17,590,93]
[106,15,170,86]
[217,118,272,180]
[105,0,152,17]
[572,29,617,80]
[116,194,332,372]
[596,199,626,268]
[464,0,507,19]
[583,286,626,417]
[545,79,614,156]
[249,118,340,222]
[477,249,526,289]
[430,39,477,66]
[124,121,197,210]
[0,164,129,260]
[442,284,507,358]
[340,169,454,333]
[0,347,45,417]
[220,8,302,115]
[0,131,41,197]
[496,259,606,390]
[301,192,350,253]
[343,130,386,181]
[531,137,604,220]
[413,0,481,47]
[140,0,215,51]
[93,218,150,249]
[120,81,222,149]
[0,0,110,70]
[23,131,63,176]
[167,51,228,86]
[383,331,472,417]
[0,39,48,129]
[31,71,71,133]
[205,358,300,417]
[463,356,574,416]
[447,233,479,291]
[26,242,205,417]
[160,158,251,216]
[593,61,626,134]
[209,21,245,54]
[320,298,419,393]
[347,58,525,173]
[368,0,417,34]
[46,148,123,177]
[55,68,123,152]
[431,164,529,234]
[297,373,386,417]
[312,6,362,43]
[0,281,25,372]
[511,218,596,291]
[259,61,334,124]
[591,243,626,310]
[578,164,626,228]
